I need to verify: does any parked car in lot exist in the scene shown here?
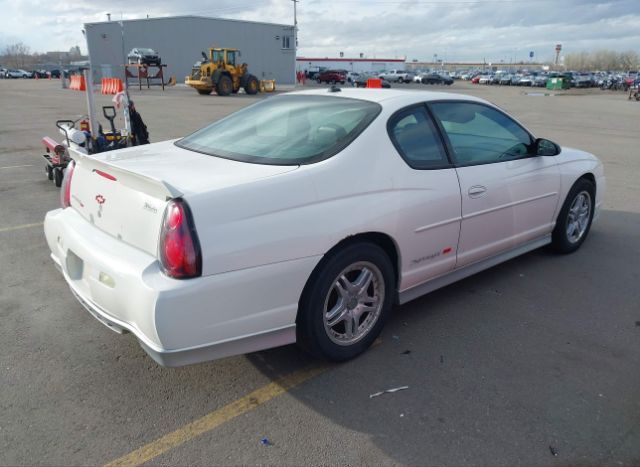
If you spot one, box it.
[346,72,360,83]
[499,74,515,85]
[574,73,594,88]
[378,69,414,83]
[421,73,453,85]
[44,89,605,366]
[127,47,162,66]
[533,74,548,87]
[518,75,533,86]
[5,69,32,78]
[478,74,493,85]
[317,69,346,84]
[31,70,48,79]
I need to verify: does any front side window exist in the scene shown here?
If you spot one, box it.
[176,95,381,165]
[388,106,449,169]
[430,102,533,166]
[226,51,236,66]
[212,50,223,64]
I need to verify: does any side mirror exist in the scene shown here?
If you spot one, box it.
[535,138,561,156]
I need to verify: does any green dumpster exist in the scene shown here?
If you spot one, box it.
[546,77,570,90]
[547,77,561,90]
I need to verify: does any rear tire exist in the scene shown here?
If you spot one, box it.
[551,178,595,253]
[216,75,232,96]
[297,243,395,362]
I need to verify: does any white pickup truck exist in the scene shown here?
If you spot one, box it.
[378,69,414,83]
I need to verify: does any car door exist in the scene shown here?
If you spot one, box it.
[387,104,462,291]
[429,101,561,267]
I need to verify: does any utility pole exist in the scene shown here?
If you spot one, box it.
[292,0,299,47]
[292,0,298,85]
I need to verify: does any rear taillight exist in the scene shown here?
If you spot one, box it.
[60,161,75,208]
[159,199,202,279]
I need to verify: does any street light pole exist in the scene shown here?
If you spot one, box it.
[292,0,298,85]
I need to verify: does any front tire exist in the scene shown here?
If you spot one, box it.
[297,243,395,361]
[551,179,595,253]
[244,75,259,95]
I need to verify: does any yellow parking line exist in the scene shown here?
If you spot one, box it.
[104,364,329,467]
[0,222,43,233]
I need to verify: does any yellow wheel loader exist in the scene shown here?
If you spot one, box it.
[185,47,260,96]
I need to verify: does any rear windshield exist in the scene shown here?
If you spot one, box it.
[175,95,381,165]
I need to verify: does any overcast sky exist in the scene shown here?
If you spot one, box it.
[1,0,638,62]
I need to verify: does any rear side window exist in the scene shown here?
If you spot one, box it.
[388,106,449,169]
[176,95,381,165]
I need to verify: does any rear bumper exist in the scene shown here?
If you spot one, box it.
[44,207,320,366]
[68,282,295,366]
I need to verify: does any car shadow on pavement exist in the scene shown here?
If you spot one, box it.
[4,210,638,466]
[244,209,640,466]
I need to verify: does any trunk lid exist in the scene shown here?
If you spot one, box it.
[68,140,298,255]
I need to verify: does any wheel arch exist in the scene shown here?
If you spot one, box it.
[553,150,604,222]
[578,172,596,191]
[296,231,402,325]
[559,172,597,213]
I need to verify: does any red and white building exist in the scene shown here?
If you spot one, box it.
[296,57,406,74]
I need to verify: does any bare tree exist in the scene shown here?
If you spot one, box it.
[564,49,640,71]
[619,51,639,71]
[3,42,31,68]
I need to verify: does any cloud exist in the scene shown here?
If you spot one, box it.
[1,0,638,61]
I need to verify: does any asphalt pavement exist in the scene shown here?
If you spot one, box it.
[0,79,638,466]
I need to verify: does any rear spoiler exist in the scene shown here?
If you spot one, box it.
[69,147,183,200]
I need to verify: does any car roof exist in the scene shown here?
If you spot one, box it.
[287,88,490,108]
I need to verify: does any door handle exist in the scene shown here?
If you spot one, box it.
[468,185,487,198]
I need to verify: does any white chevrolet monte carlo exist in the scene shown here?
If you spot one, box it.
[45,88,605,366]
